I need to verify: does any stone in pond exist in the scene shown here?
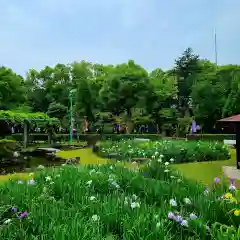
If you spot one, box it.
[108,153,119,159]
[131,158,149,163]
[65,157,80,165]
[37,165,45,170]
[13,152,20,158]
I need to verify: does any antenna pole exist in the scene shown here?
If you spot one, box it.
[214,29,218,65]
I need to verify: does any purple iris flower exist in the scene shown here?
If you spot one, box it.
[11,207,17,212]
[27,179,35,185]
[230,178,235,184]
[174,215,183,223]
[214,177,220,183]
[19,211,29,219]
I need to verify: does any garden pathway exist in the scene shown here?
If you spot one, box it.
[222,166,240,180]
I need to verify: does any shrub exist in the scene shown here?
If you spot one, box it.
[98,139,230,163]
[187,134,235,141]
[0,164,239,239]
[101,133,162,141]
[6,133,163,143]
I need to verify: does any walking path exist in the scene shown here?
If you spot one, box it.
[222,166,240,180]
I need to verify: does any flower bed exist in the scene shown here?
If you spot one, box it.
[98,139,230,163]
[0,161,239,239]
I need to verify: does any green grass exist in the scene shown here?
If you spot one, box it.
[173,149,237,186]
[56,148,136,169]
[57,148,108,165]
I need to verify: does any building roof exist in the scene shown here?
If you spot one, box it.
[218,114,240,122]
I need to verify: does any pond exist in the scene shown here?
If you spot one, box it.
[0,143,85,175]
[0,155,65,175]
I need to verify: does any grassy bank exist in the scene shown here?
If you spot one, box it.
[174,149,237,186]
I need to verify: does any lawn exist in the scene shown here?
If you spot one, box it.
[57,148,108,165]
[173,149,237,186]
[56,148,136,169]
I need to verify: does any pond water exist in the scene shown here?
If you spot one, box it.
[0,156,65,175]
[0,143,86,175]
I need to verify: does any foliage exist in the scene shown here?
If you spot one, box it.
[8,133,164,143]
[222,71,240,117]
[187,134,236,141]
[47,102,68,120]
[98,139,230,163]
[0,163,239,239]
[1,47,240,134]
[0,110,58,124]
[99,60,150,118]
[0,67,27,110]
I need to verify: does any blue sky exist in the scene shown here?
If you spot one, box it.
[1,0,240,76]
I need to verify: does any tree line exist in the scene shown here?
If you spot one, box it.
[1,47,240,136]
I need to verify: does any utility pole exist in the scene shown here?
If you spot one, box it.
[214,29,218,65]
[69,91,73,144]
[69,89,76,144]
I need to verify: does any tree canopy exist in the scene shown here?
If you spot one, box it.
[1,47,239,135]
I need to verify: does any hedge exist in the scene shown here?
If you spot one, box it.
[5,133,68,142]
[8,133,236,143]
[6,133,163,143]
[186,134,235,141]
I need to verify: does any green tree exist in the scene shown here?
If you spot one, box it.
[47,102,68,119]
[222,72,240,117]
[146,69,178,133]
[174,48,202,117]
[191,74,226,132]
[0,66,27,109]
[26,69,48,112]
[99,60,150,118]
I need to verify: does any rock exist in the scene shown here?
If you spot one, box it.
[37,165,45,170]
[24,168,32,172]
[13,152,20,158]
[76,157,80,163]
[134,138,150,142]
[65,157,80,165]
[131,158,150,163]
[92,145,99,153]
[37,148,61,152]
[108,153,119,159]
